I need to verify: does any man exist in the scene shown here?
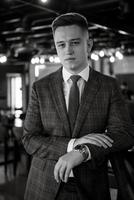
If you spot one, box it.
[22,13,134,200]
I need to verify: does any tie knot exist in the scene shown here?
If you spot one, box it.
[70,75,81,83]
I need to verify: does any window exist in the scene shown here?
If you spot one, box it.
[7,73,22,114]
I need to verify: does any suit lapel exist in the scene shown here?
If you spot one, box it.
[49,68,71,137]
[73,68,101,137]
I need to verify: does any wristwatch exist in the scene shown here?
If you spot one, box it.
[73,144,89,161]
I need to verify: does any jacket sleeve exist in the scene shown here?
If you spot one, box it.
[22,83,70,161]
[86,79,134,161]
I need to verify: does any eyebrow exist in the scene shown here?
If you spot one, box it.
[56,38,81,44]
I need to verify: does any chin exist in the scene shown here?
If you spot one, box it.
[64,62,81,72]
[68,65,77,71]
[69,67,80,74]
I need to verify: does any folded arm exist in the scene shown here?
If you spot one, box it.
[54,80,134,182]
[22,83,70,160]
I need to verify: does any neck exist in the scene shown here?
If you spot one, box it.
[64,66,88,75]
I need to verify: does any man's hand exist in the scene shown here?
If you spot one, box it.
[74,133,114,148]
[54,133,113,183]
[54,150,84,183]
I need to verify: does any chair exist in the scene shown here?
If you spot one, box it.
[13,126,31,175]
[0,123,20,176]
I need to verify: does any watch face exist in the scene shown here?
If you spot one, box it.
[74,144,88,161]
[74,144,83,150]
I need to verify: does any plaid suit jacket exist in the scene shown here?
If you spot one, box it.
[22,67,134,200]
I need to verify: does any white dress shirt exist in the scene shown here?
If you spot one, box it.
[62,66,89,111]
[62,66,90,176]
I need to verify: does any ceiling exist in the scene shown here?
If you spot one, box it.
[0,0,134,63]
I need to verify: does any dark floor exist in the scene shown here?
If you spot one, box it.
[0,154,117,200]
[0,152,27,200]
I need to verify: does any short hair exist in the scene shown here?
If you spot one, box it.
[51,12,88,34]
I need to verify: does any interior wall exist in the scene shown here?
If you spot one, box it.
[114,56,134,92]
[116,74,134,93]
[114,56,134,74]
[93,56,134,92]
[29,56,134,92]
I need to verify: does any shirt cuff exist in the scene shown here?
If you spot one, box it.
[67,138,76,152]
[84,145,91,161]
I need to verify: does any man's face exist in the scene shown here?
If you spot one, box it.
[54,25,92,74]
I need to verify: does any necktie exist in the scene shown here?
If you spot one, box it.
[68,75,81,133]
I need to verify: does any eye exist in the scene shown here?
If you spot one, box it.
[57,43,65,48]
[71,41,80,46]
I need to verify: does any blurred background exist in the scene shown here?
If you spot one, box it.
[0,0,134,199]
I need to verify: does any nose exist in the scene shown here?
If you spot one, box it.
[65,43,74,55]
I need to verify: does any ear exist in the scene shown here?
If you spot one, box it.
[87,39,93,53]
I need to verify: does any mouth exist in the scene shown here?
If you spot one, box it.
[64,58,75,61]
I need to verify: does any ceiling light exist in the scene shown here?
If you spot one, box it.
[40,57,45,64]
[91,53,99,61]
[31,58,36,64]
[31,57,40,64]
[40,0,48,3]
[118,30,129,35]
[94,24,108,30]
[49,56,54,63]
[115,51,123,60]
[0,54,7,63]
[99,50,105,57]
[109,56,115,63]
[54,56,60,63]
[34,57,40,63]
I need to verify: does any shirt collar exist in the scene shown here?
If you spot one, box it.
[62,66,89,82]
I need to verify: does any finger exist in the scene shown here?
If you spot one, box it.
[83,136,112,148]
[92,135,113,147]
[59,164,66,182]
[92,137,109,148]
[85,138,103,147]
[75,134,114,148]
[64,165,71,183]
[87,137,108,148]
[86,134,114,143]
[77,136,103,147]
[54,162,61,183]
[99,134,114,143]
[85,134,114,146]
